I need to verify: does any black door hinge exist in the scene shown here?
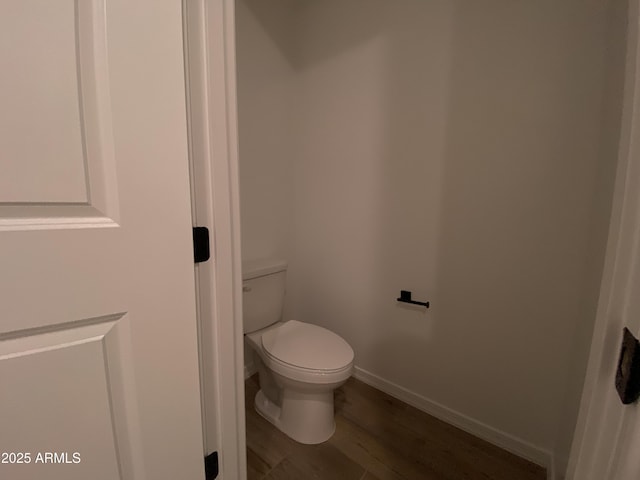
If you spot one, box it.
[193,226,210,263]
[616,327,640,405]
[204,451,218,479]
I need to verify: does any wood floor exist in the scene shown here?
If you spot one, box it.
[245,375,546,480]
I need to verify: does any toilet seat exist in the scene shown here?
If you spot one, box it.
[262,320,354,372]
[248,320,354,384]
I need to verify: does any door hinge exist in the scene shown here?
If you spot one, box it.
[204,451,218,479]
[615,327,640,405]
[193,226,210,263]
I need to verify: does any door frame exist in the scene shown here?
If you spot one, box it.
[184,0,246,478]
[566,0,640,478]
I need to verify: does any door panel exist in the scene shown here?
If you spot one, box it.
[0,1,204,479]
[0,317,125,479]
[0,0,87,204]
[0,0,117,218]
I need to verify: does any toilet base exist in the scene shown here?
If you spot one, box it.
[254,387,336,445]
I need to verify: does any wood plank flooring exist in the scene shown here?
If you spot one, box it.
[245,375,546,480]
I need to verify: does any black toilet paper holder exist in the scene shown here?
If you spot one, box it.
[397,290,429,308]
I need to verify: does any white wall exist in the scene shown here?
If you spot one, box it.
[236,0,295,262]
[236,0,623,470]
[236,0,298,374]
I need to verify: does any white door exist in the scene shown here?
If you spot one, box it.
[566,0,640,478]
[0,1,205,480]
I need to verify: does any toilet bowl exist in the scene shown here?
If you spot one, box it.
[242,259,354,444]
[246,320,353,444]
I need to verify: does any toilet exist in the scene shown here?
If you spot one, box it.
[243,258,354,444]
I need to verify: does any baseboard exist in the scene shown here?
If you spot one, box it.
[353,366,555,478]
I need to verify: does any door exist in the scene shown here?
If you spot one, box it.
[0,1,205,480]
[566,0,640,478]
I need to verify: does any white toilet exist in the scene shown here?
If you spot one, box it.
[243,258,354,444]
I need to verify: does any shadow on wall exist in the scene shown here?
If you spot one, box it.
[240,0,296,64]
[243,0,394,69]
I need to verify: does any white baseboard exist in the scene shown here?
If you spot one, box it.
[353,366,555,479]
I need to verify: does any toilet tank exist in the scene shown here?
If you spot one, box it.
[242,259,287,334]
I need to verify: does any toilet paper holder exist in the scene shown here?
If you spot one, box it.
[397,290,429,308]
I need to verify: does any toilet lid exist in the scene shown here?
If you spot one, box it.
[261,320,354,371]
